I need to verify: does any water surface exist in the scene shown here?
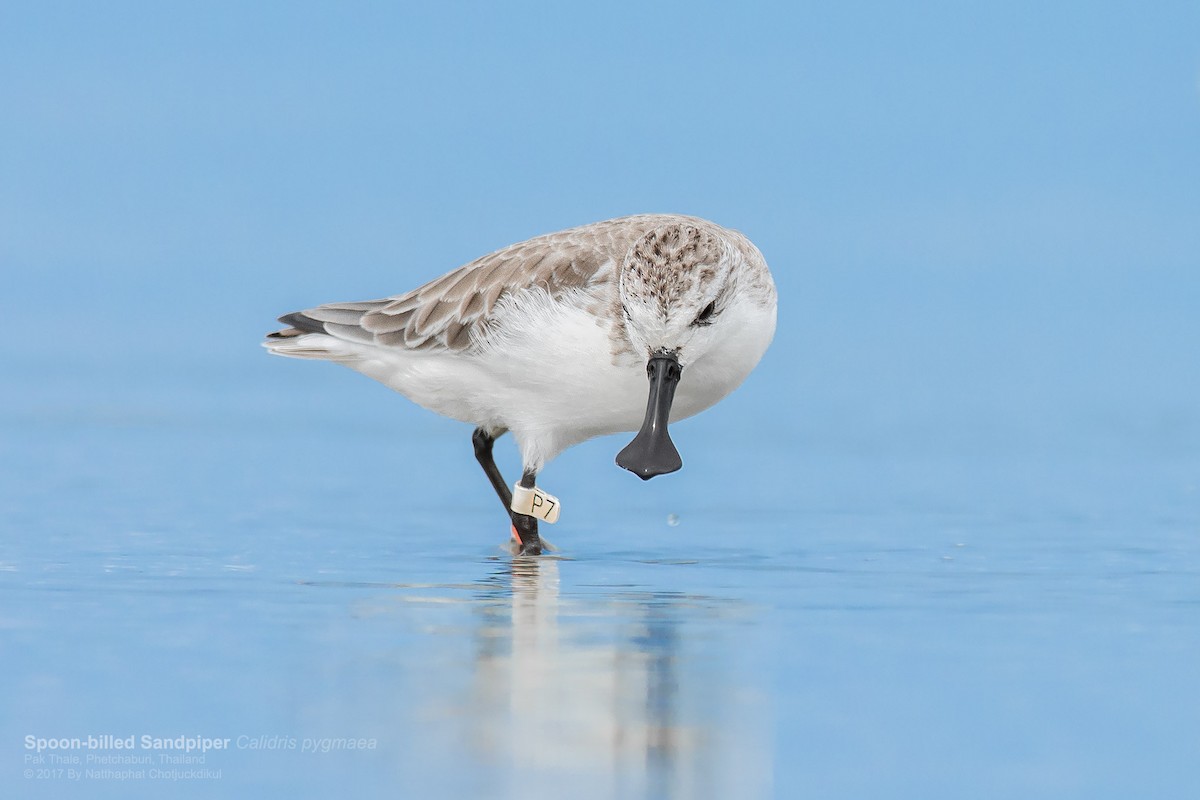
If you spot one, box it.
[2,360,1197,798]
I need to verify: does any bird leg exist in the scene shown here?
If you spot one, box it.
[472,427,512,510]
[471,428,541,556]
[512,470,542,556]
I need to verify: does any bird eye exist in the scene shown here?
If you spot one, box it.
[693,301,717,326]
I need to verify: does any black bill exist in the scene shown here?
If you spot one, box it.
[616,352,683,480]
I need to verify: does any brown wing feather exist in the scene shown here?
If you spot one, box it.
[268,214,708,353]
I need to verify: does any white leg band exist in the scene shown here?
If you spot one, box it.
[510,483,561,523]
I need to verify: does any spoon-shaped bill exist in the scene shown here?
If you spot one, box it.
[616,353,683,480]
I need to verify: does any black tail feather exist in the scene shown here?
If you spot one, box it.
[274,311,326,335]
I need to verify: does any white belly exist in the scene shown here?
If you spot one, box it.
[347,287,773,471]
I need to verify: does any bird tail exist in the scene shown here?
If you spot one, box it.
[263,310,363,362]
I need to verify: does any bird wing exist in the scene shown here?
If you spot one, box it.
[268,215,693,353]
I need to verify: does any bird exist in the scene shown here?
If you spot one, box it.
[264,214,777,555]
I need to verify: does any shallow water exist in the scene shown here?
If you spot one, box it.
[2,354,1198,799]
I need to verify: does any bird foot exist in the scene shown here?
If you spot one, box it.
[509,525,543,556]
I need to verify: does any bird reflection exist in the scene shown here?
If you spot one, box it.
[460,557,749,800]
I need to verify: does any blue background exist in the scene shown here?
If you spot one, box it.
[2,2,1198,798]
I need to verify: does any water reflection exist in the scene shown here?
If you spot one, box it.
[455,557,768,800]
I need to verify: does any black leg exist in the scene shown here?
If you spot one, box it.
[472,428,541,556]
[512,470,541,556]
[472,427,512,511]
